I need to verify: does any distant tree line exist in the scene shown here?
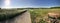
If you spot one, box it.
[17,6,60,9]
[50,7,60,9]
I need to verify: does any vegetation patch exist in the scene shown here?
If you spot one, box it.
[0,9,24,21]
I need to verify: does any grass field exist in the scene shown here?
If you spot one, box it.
[29,9,60,23]
[0,8,60,23]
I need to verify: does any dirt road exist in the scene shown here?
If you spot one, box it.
[0,11,31,23]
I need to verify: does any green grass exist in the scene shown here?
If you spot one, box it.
[29,9,60,23]
[0,9,24,21]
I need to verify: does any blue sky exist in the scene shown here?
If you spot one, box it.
[0,0,60,8]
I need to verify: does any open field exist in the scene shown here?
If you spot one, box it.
[0,8,60,23]
[29,9,60,23]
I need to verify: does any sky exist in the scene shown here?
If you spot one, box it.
[0,0,60,8]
